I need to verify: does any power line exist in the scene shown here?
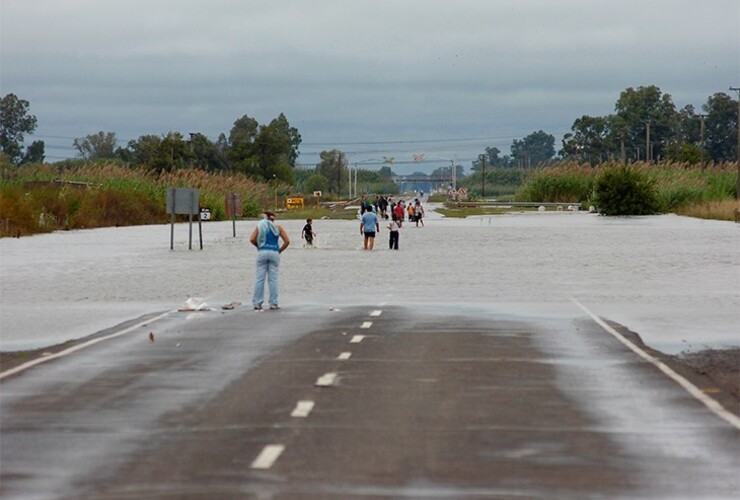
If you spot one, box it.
[300,135,517,146]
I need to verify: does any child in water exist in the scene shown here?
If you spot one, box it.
[387,218,399,250]
[302,218,316,247]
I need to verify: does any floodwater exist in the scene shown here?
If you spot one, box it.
[1,207,738,354]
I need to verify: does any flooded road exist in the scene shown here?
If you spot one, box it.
[1,209,738,354]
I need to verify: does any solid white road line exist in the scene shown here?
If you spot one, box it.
[290,400,315,418]
[571,297,740,431]
[360,321,373,329]
[350,335,365,344]
[337,352,352,360]
[0,311,173,380]
[370,310,382,317]
[315,372,338,387]
[250,444,286,469]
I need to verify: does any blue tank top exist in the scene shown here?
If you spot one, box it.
[260,228,280,251]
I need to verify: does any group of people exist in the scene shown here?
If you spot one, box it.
[360,195,425,228]
[360,196,425,251]
[250,196,426,310]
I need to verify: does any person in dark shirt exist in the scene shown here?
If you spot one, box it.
[302,218,316,247]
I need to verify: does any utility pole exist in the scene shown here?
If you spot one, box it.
[730,87,740,200]
[699,114,706,173]
[478,154,486,199]
[350,162,355,199]
[645,120,651,163]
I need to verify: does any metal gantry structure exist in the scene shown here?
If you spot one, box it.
[350,154,458,197]
[412,154,457,191]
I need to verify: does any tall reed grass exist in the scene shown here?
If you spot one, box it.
[515,161,737,215]
[0,163,274,236]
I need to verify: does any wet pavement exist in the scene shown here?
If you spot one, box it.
[1,304,739,499]
[1,208,739,498]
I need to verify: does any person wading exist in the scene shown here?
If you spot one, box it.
[360,207,380,250]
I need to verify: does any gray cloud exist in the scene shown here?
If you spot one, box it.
[1,0,737,170]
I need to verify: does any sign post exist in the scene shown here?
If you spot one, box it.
[226,192,242,237]
[166,188,202,250]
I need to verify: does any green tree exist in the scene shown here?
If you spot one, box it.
[614,85,677,161]
[511,130,555,166]
[267,113,302,167]
[228,114,260,176]
[73,131,117,160]
[316,149,348,195]
[21,140,45,164]
[0,93,39,165]
[472,147,511,170]
[665,105,703,164]
[253,120,295,183]
[124,132,193,172]
[486,146,512,167]
[189,133,229,172]
[561,115,613,164]
[304,173,329,194]
[703,92,738,162]
[227,113,301,182]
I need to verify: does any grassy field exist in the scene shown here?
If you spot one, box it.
[2,161,738,236]
[513,161,737,219]
[0,163,349,237]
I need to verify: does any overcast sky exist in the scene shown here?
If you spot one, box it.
[1,0,738,173]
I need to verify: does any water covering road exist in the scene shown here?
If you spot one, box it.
[1,207,738,353]
[1,208,739,498]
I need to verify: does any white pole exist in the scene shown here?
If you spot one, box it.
[451,159,456,191]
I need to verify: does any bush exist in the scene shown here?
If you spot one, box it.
[594,165,660,216]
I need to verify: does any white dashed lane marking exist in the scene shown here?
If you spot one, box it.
[360,321,373,329]
[315,372,338,387]
[250,444,286,469]
[350,335,365,344]
[337,352,352,360]
[290,401,315,418]
[370,310,382,317]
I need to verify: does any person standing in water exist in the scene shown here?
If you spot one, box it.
[360,207,380,250]
[388,218,400,250]
[249,211,290,310]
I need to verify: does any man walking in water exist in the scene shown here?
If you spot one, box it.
[249,211,290,310]
[360,206,380,250]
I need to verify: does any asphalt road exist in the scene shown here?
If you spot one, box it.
[1,304,738,499]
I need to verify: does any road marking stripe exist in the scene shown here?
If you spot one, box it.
[315,372,338,387]
[0,311,173,381]
[370,310,382,317]
[337,352,352,360]
[290,400,315,418]
[361,321,373,329]
[350,335,365,344]
[571,297,740,431]
[250,444,285,469]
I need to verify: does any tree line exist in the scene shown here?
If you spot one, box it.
[473,86,738,169]
[2,84,738,190]
[0,94,302,184]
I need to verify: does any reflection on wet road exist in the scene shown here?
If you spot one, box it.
[1,304,738,499]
